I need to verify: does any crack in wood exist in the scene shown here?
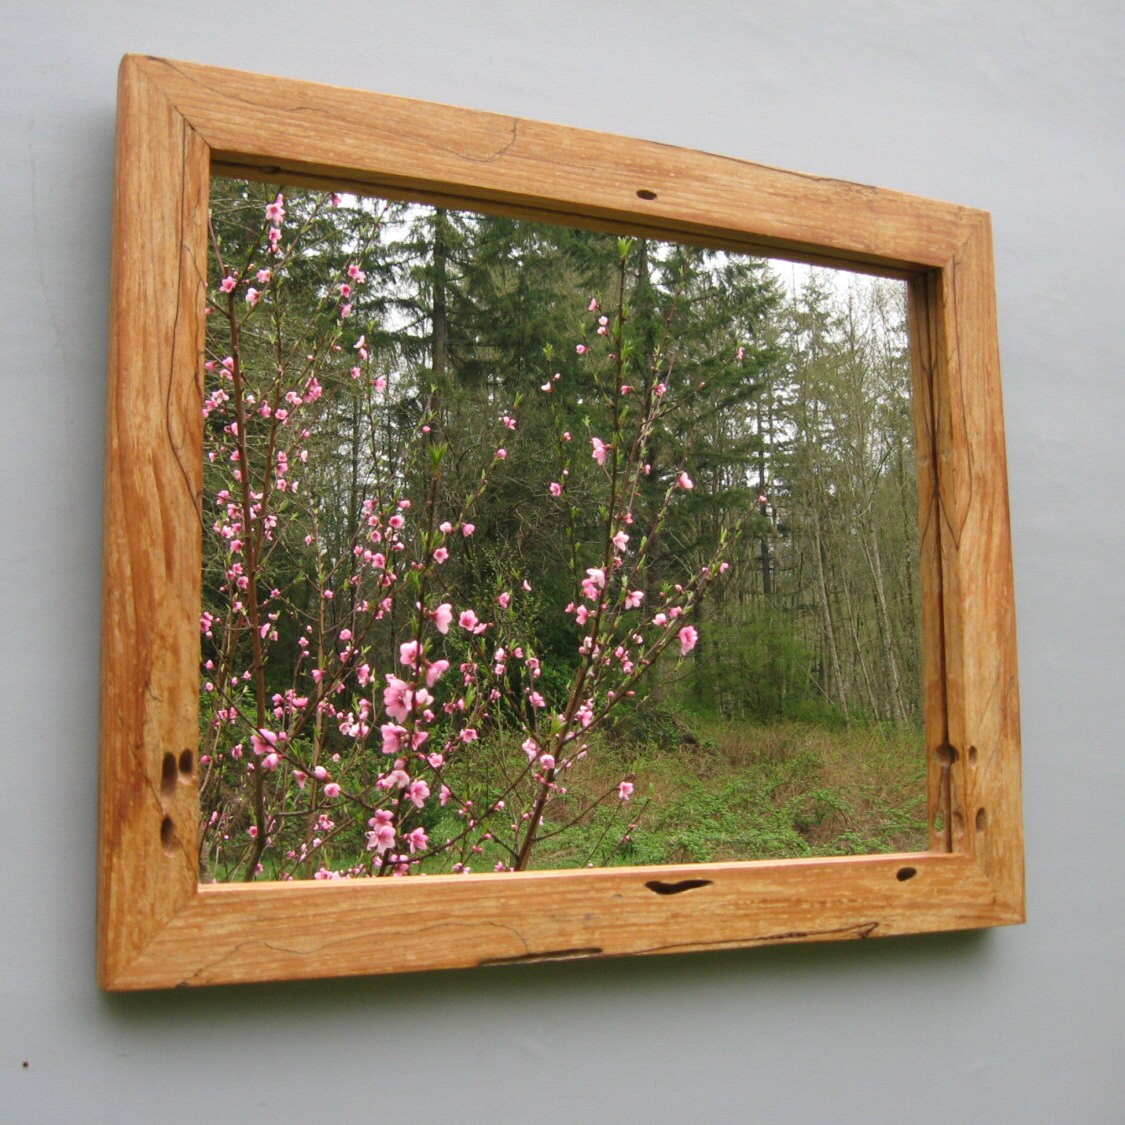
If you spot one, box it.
[478,947,604,967]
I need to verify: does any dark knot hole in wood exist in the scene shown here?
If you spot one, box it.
[645,878,713,896]
[160,816,178,855]
[160,752,177,797]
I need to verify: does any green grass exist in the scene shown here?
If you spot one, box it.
[544,716,927,868]
[209,714,929,879]
[416,714,928,873]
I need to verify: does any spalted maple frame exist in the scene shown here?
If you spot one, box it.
[98,55,1023,989]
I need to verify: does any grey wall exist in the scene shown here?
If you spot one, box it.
[2,2,1122,1121]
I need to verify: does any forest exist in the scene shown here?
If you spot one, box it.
[198,178,927,881]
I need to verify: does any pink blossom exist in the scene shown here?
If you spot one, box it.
[406,779,430,808]
[425,658,450,688]
[383,767,410,790]
[219,275,237,293]
[433,546,450,564]
[432,602,453,634]
[576,344,588,355]
[461,523,475,537]
[459,609,479,631]
[549,481,562,497]
[347,263,366,282]
[539,754,556,770]
[256,268,272,285]
[367,811,395,854]
[381,723,407,755]
[400,639,421,668]
[405,826,429,854]
[265,193,285,224]
[625,589,645,609]
[581,567,606,601]
[384,675,412,721]
[591,436,609,465]
[618,780,635,801]
[588,298,600,311]
[497,591,511,609]
[495,449,507,460]
[613,529,630,552]
[678,471,694,490]
[678,625,699,655]
[246,287,261,307]
[323,782,341,798]
[250,729,278,756]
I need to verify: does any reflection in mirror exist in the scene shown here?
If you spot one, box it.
[200,178,926,882]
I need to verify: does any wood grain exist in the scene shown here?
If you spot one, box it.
[139,55,974,277]
[98,54,1023,989]
[98,57,209,986]
[118,853,1009,989]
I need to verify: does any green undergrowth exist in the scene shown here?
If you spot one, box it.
[419,712,928,873]
[215,713,928,879]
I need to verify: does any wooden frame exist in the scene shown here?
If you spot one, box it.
[98,55,1023,989]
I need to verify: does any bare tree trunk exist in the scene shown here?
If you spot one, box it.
[839,569,880,718]
[756,399,773,595]
[813,510,848,720]
[863,522,909,724]
[431,209,449,384]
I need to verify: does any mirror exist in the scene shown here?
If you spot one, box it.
[98,57,1021,989]
[200,179,926,881]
